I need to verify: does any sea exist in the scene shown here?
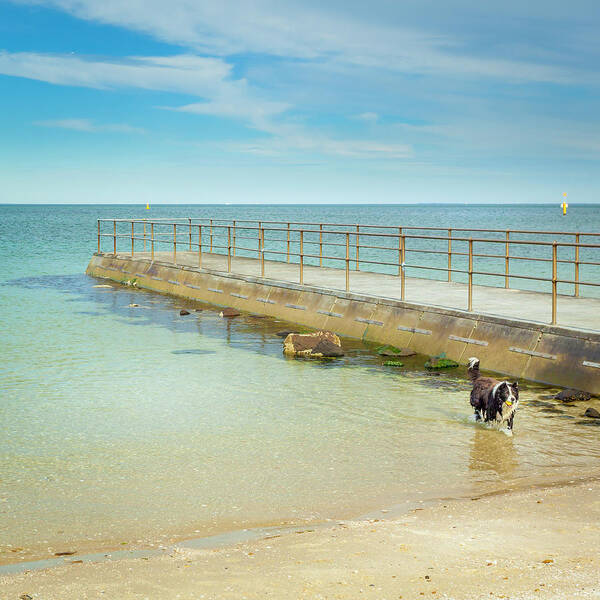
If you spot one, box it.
[1,204,599,566]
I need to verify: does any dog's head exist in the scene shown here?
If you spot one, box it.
[495,381,519,408]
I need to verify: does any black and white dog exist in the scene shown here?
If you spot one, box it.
[468,357,519,432]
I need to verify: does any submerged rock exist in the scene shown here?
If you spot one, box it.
[276,330,297,338]
[584,407,600,419]
[377,345,415,357]
[179,309,190,316]
[383,360,404,367]
[283,330,344,359]
[575,419,600,427]
[220,308,241,318]
[554,389,592,403]
[424,354,459,370]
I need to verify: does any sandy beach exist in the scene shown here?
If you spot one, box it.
[2,478,599,599]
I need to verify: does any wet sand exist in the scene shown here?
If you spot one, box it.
[2,479,599,599]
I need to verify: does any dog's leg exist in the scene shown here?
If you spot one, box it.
[507,414,515,431]
[474,410,482,422]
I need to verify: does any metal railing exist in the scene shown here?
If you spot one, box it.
[97,218,600,326]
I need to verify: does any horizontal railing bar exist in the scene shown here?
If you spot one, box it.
[102,230,600,251]
[140,217,599,238]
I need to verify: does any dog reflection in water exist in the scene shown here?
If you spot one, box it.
[468,357,519,433]
[468,427,519,478]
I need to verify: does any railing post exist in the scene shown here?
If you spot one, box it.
[151,222,154,261]
[258,221,262,260]
[574,233,580,297]
[260,227,265,277]
[287,223,291,263]
[398,228,403,276]
[400,233,405,301]
[232,220,236,257]
[97,220,100,253]
[447,228,452,282]
[505,231,510,288]
[143,220,147,253]
[113,220,116,255]
[173,223,177,265]
[345,233,350,291]
[552,241,557,324]
[188,218,192,251]
[299,229,304,285]
[131,221,134,257]
[198,225,202,268]
[355,224,360,271]
[468,237,473,311]
[319,223,323,267]
[227,226,231,273]
[210,219,213,253]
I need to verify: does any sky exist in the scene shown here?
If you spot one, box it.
[0,0,599,204]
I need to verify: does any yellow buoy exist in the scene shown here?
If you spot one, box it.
[561,193,567,216]
[146,203,150,210]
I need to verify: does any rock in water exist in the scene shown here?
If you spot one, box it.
[424,354,459,369]
[283,331,344,358]
[584,407,600,419]
[179,309,190,316]
[276,330,297,338]
[220,308,241,318]
[376,345,416,357]
[554,389,592,403]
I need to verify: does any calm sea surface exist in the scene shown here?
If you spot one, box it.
[1,204,600,565]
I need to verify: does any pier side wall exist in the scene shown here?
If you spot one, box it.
[87,253,600,394]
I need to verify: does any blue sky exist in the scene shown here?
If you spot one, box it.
[0,0,598,203]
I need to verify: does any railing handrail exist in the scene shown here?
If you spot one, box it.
[98,222,600,248]
[96,217,600,238]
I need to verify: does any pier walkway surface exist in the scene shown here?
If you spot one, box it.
[116,251,599,332]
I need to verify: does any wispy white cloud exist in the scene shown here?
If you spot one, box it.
[0,51,231,94]
[226,118,412,159]
[0,49,411,160]
[356,112,379,123]
[11,0,591,84]
[33,118,145,133]
[171,99,290,125]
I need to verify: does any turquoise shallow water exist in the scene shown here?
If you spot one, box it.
[1,204,600,565]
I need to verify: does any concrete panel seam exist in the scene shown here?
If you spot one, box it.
[509,347,557,360]
[184,283,202,290]
[230,293,249,299]
[257,297,275,304]
[207,288,223,294]
[286,304,307,310]
[397,325,432,335]
[317,310,344,318]
[135,273,147,278]
[167,280,180,285]
[583,360,600,369]
[448,335,489,346]
[355,317,384,326]
[151,276,162,281]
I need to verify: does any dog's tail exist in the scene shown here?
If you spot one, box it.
[467,357,480,382]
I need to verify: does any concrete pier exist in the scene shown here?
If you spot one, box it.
[87,251,600,394]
